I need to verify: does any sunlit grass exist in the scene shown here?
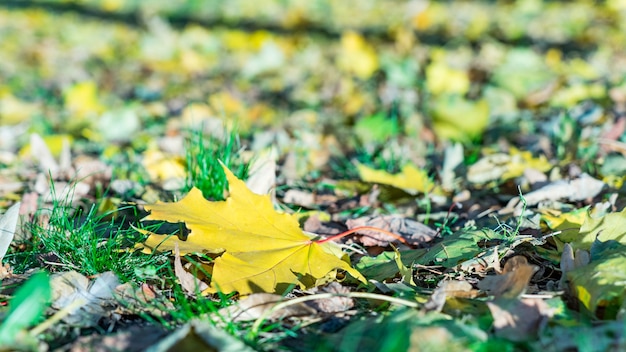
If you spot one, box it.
[184,128,250,201]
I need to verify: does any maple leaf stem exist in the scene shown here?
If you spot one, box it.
[314,226,413,247]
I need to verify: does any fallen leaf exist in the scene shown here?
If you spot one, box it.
[561,206,626,251]
[222,293,315,322]
[63,81,106,124]
[567,238,626,315]
[306,282,354,314]
[491,48,555,100]
[345,215,437,247]
[417,228,507,268]
[141,149,186,183]
[357,163,438,195]
[283,189,316,208]
[139,164,366,295]
[50,271,120,327]
[478,256,537,299]
[426,61,470,96]
[245,149,277,196]
[0,202,21,262]
[354,113,400,143]
[441,142,464,192]
[468,148,552,184]
[69,325,167,352]
[424,280,476,312]
[487,298,553,341]
[430,95,490,142]
[337,31,379,80]
[145,319,255,352]
[174,243,209,295]
[509,173,605,210]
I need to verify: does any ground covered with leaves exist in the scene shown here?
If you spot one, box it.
[2,0,626,351]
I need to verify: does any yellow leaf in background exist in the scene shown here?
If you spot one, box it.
[431,95,490,141]
[64,81,105,119]
[468,147,551,184]
[500,147,552,180]
[337,31,379,80]
[539,207,587,233]
[412,2,444,30]
[0,92,40,124]
[101,0,124,12]
[574,284,592,311]
[566,207,626,251]
[19,134,73,158]
[138,165,366,295]
[567,58,600,80]
[357,163,439,195]
[550,83,606,107]
[222,30,272,51]
[208,91,245,119]
[142,150,186,182]
[426,62,470,96]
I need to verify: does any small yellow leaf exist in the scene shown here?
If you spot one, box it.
[357,164,439,195]
[139,164,366,295]
[431,95,490,141]
[468,147,551,184]
[500,147,552,180]
[142,150,186,182]
[539,208,587,234]
[575,285,592,311]
[426,62,470,96]
[64,81,105,119]
[337,31,379,80]
[0,92,40,124]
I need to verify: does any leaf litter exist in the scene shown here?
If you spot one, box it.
[3,1,626,351]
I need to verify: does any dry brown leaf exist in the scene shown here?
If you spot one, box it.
[222,293,316,322]
[346,215,437,247]
[424,280,477,312]
[306,282,354,313]
[50,271,120,327]
[487,298,553,341]
[478,256,537,299]
[174,243,209,295]
[283,189,316,208]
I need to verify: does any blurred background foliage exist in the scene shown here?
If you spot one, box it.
[2,0,626,173]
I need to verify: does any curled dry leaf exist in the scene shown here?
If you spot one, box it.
[424,279,477,312]
[306,282,354,314]
[174,243,209,295]
[222,293,316,322]
[487,298,554,342]
[478,256,538,299]
[0,202,21,262]
[283,189,316,208]
[50,271,120,327]
[346,215,437,247]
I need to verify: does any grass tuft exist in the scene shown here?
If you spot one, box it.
[184,128,249,200]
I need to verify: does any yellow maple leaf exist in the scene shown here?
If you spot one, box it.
[138,165,366,295]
